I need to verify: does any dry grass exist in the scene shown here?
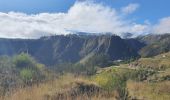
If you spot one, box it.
[130,52,170,70]
[3,74,77,100]
[127,80,170,100]
[2,74,117,100]
[2,52,170,100]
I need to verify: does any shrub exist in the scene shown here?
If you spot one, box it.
[129,69,155,81]
[93,69,128,99]
[13,53,36,69]
[93,69,126,91]
[20,68,35,84]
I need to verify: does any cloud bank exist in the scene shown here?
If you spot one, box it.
[0,1,169,38]
[153,17,170,34]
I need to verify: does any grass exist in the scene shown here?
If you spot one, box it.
[3,73,118,100]
[1,52,170,100]
[1,65,170,100]
[131,52,170,70]
[4,74,77,100]
[127,80,170,100]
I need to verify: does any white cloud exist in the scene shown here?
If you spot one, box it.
[0,1,168,39]
[121,3,139,14]
[64,2,130,34]
[152,17,170,34]
[130,24,151,37]
[0,12,69,38]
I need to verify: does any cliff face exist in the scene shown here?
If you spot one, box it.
[0,35,142,65]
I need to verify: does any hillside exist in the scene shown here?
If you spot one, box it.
[1,34,170,66]
[1,52,169,100]
[138,34,170,57]
[126,52,170,100]
[0,34,141,65]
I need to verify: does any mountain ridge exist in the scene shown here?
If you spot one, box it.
[0,34,141,65]
[0,33,170,65]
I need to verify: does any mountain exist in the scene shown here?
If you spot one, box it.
[138,34,170,57]
[0,34,142,65]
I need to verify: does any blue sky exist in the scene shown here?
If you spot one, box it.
[0,0,169,24]
[0,0,169,38]
[101,0,170,24]
[0,0,75,13]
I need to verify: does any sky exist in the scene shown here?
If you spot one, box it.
[0,0,170,38]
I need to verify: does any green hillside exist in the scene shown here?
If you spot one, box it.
[0,52,170,100]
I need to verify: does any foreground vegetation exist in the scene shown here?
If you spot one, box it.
[0,52,170,100]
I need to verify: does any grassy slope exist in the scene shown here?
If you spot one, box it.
[4,74,117,100]
[127,80,170,100]
[2,52,170,100]
[92,52,170,100]
[126,52,170,100]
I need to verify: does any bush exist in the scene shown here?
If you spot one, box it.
[20,68,35,84]
[129,69,155,81]
[93,68,128,99]
[12,53,46,84]
[13,53,36,69]
[93,68,126,91]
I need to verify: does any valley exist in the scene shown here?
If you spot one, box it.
[0,0,170,100]
[0,34,170,100]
